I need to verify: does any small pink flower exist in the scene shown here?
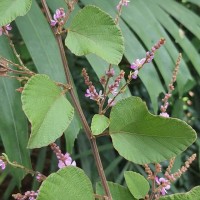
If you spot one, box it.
[5,24,12,31]
[106,68,115,77]
[108,98,116,107]
[156,177,170,196]
[50,8,65,27]
[58,153,76,169]
[130,58,146,70]
[117,0,130,11]
[50,19,58,26]
[0,159,6,170]
[132,70,139,79]
[160,112,169,118]
[0,24,12,36]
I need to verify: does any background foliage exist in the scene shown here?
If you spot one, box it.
[0,0,200,199]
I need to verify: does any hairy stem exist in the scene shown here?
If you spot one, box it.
[41,1,112,199]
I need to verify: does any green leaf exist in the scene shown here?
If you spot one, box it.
[21,74,74,148]
[0,0,32,26]
[36,167,94,200]
[15,0,81,151]
[64,113,81,153]
[109,97,197,164]
[160,186,200,200]
[91,114,110,136]
[0,36,31,186]
[124,171,150,199]
[65,5,124,65]
[96,181,135,200]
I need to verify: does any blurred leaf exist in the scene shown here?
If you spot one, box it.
[155,0,200,40]
[66,5,124,65]
[0,0,32,26]
[21,74,74,148]
[160,186,200,200]
[64,114,80,154]
[91,114,110,136]
[186,0,200,6]
[124,171,150,199]
[147,0,200,78]
[109,97,196,164]
[0,36,31,186]
[96,181,135,200]
[37,167,94,200]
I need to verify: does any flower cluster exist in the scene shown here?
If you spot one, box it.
[50,143,76,169]
[107,70,125,106]
[36,173,46,182]
[116,0,130,11]
[82,68,103,102]
[160,53,181,118]
[0,24,12,36]
[0,159,6,170]
[51,8,65,27]
[130,38,165,80]
[12,190,38,200]
[144,154,196,197]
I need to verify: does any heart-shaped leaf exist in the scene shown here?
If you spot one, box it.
[0,0,32,26]
[124,171,150,199]
[96,181,135,200]
[91,114,110,136]
[37,167,94,200]
[109,97,196,164]
[65,5,124,65]
[160,186,200,200]
[21,74,74,149]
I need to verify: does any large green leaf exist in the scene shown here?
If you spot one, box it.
[109,97,196,164]
[0,0,32,26]
[15,0,81,151]
[124,171,150,199]
[21,74,74,148]
[160,186,200,200]
[0,36,31,186]
[96,181,135,200]
[91,114,110,136]
[36,167,94,200]
[65,5,124,65]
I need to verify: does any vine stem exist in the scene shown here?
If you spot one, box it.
[41,1,112,199]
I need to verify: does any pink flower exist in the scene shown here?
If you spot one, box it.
[160,112,169,118]
[5,24,12,31]
[50,8,65,27]
[0,24,12,36]
[106,68,115,77]
[130,58,146,70]
[132,70,139,79]
[117,0,130,11]
[0,159,6,170]
[108,98,116,107]
[156,177,170,195]
[58,153,76,169]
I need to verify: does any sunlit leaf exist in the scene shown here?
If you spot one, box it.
[21,74,74,148]
[65,5,124,65]
[37,167,94,200]
[110,97,196,164]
